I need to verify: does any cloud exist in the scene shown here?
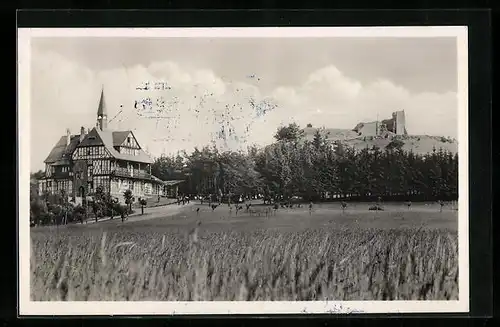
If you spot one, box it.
[29,47,458,172]
[269,69,457,138]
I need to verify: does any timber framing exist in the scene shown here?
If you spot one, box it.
[38,89,164,203]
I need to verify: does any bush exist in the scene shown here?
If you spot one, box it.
[72,205,87,223]
[30,199,47,226]
[110,203,130,216]
[386,139,404,150]
[39,212,55,225]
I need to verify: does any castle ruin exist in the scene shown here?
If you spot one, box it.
[352,110,407,137]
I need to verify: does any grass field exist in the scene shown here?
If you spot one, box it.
[30,201,459,301]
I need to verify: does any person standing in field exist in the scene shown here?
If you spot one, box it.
[309,201,313,215]
[341,201,347,214]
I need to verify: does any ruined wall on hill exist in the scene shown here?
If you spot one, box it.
[352,121,379,136]
[354,110,407,136]
[394,110,407,135]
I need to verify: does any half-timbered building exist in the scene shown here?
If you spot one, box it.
[39,89,167,204]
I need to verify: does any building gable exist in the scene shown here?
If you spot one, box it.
[112,131,130,146]
[77,128,105,147]
[117,131,141,149]
[94,128,153,164]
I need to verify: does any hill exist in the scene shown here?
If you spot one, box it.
[302,127,458,155]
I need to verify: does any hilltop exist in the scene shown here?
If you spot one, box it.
[302,127,458,155]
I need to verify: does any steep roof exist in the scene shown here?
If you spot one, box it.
[97,88,107,116]
[112,131,130,145]
[78,127,153,164]
[44,135,81,164]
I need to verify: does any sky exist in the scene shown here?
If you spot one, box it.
[29,36,458,172]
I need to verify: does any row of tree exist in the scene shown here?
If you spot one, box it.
[30,187,136,227]
[151,123,458,202]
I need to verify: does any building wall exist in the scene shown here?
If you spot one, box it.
[37,178,73,197]
[55,179,73,195]
[109,177,164,203]
[165,185,180,198]
[73,160,89,197]
[357,121,379,136]
[394,110,406,135]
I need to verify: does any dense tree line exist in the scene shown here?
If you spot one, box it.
[151,124,458,202]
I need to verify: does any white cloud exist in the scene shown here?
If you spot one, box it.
[29,47,458,172]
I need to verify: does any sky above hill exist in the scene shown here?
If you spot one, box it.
[29,36,459,172]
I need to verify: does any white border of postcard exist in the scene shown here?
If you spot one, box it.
[17,26,469,316]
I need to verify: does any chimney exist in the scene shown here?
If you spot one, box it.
[80,126,85,142]
[66,128,71,146]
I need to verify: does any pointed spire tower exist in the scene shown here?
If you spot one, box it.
[97,86,108,131]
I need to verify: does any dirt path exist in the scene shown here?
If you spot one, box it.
[124,203,195,223]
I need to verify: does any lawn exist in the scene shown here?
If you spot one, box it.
[30,201,459,301]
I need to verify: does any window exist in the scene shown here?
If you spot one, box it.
[127,137,131,144]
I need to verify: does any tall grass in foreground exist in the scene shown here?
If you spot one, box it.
[31,228,458,301]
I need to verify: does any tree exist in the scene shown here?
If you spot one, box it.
[30,197,47,226]
[218,151,262,196]
[73,205,86,224]
[386,138,405,151]
[30,170,45,180]
[139,198,147,215]
[312,129,323,150]
[59,189,71,225]
[274,123,305,142]
[123,189,133,213]
[150,130,458,204]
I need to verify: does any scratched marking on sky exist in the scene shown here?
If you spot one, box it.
[117,74,280,155]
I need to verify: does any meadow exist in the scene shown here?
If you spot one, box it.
[30,202,459,301]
